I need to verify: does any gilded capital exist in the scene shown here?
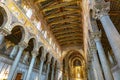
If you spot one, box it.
[91,31,101,42]
[92,2,110,19]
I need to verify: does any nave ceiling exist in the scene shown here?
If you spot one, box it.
[19,0,120,58]
[34,0,83,51]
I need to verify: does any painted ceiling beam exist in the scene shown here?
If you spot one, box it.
[54,30,81,35]
[45,10,80,19]
[51,24,81,31]
[34,0,46,4]
[54,32,81,37]
[56,34,83,39]
[52,28,82,33]
[55,32,83,39]
[60,41,82,46]
[42,1,77,12]
[58,37,82,42]
[49,17,79,26]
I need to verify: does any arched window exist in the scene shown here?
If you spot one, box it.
[44,31,47,39]
[26,8,32,18]
[57,48,58,53]
[37,21,41,31]
[49,38,52,44]
[53,44,55,49]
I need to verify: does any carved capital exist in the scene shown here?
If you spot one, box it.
[31,50,38,57]
[56,63,62,70]
[0,28,10,36]
[92,2,110,19]
[39,49,46,61]
[90,39,96,46]
[46,55,52,64]
[52,60,56,67]
[40,56,45,61]
[90,46,96,53]
[19,41,28,48]
[91,31,101,42]
[88,54,92,62]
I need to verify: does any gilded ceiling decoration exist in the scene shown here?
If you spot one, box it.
[34,0,83,50]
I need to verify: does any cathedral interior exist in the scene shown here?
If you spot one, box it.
[0,0,120,80]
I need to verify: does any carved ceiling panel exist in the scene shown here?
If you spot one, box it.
[35,0,83,50]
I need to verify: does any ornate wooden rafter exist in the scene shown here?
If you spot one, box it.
[60,42,82,46]
[45,10,81,19]
[42,1,78,12]
[35,0,83,49]
[55,34,82,40]
[51,22,81,28]
[58,38,82,43]
[48,17,80,26]
[54,30,82,36]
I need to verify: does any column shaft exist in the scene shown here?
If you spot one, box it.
[26,55,36,80]
[91,49,104,80]
[38,60,44,80]
[9,45,19,58]
[95,38,113,80]
[90,64,95,80]
[46,63,50,80]
[51,66,55,80]
[88,68,92,80]
[7,46,24,80]
[55,69,59,80]
[0,33,4,45]
[100,15,120,67]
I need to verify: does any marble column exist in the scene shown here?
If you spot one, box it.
[90,38,104,80]
[9,45,19,58]
[38,58,44,80]
[46,63,50,80]
[87,54,92,80]
[23,70,28,80]
[100,15,120,67]
[26,52,37,80]
[23,52,29,64]
[46,56,52,80]
[92,32,113,80]
[108,51,115,66]
[87,68,91,80]
[55,64,61,80]
[0,29,8,45]
[55,69,60,80]
[93,1,120,68]
[51,60,55,80]
[90,64,95,80]
[7,43,26,80]
[0,33,4,45]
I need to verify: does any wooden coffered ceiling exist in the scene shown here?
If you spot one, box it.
[34,0,83,50]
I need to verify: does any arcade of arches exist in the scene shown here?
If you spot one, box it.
[0,0,120,80]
